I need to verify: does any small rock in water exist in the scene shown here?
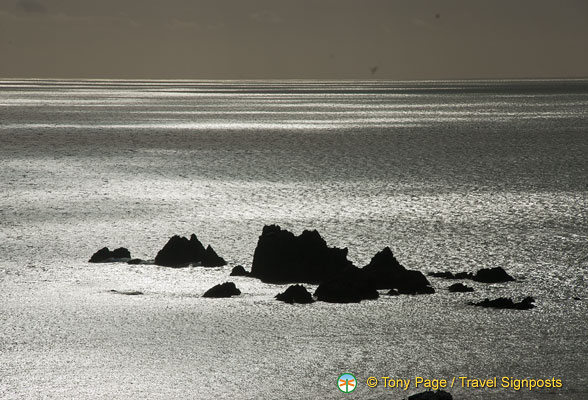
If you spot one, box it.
[202,282,241,298]
[428,271,460,279]
[429,267,514,283]
[89,247,131,263]
[472,267,515,283]
[448,283,474,292]
[230,265,250,276]
[472,296,535,310]
[275,284,314,304]
[108,289,143,296]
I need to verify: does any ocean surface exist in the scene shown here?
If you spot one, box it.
[0,79,587,399]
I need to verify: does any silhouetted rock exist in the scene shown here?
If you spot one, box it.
[472,296,535,310]
[315,267,379,303]
[472,267,515,283]
[387,285,435,295]
[362,247,434,294]
[203,245,227,267]
[428,271,474,279]
[408,390,453,400]
[127,259,155,265]
[108,289,143,296]
[448,283,474,292]
[398,285,436,295]
[250,225,353,283]
[230,265,250,276]
[202,282,241,298]
[429,271,457,279]
[428,267,513,283]
[455,271,474,279]
[275,284,314,304]
[89,247,131,263]
[154,234,227,267]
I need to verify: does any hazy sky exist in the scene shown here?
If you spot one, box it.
[1,0,587,79]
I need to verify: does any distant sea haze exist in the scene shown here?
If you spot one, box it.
[0,79,587,399]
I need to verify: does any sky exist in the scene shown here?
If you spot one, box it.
[0,0,587,80]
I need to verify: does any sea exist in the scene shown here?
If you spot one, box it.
[0,79,587,399]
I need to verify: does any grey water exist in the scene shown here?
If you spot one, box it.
[0,79,587,399]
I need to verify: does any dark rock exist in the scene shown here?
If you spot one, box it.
[472,296,535,310]
[448,283,474,292]
[89,247,131,263]
[472,267,515,283]
[362,247,434,293]
[230,265,250,276]
[428,267,513,283]
[408,390,453,400]
[250,225,353,283]
[154,234,227,267]
[108,289,143,296]
[203,245,227,267]
[397,285,436,295]
[428,270,474,279]
[202,282,241,298]
[275,284,314,304]
[428,271,456,279]
[388,285,435,295]
[127,259,154,265]
[315,267,379,303]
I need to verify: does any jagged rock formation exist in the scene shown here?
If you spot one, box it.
[250,225,352,283]
[362,247,434,294]
[154,234,226,267]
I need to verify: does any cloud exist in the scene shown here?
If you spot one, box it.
[15,0,47,14]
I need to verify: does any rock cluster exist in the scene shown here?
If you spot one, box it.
[472,296,535,310]
[250,225,433,303]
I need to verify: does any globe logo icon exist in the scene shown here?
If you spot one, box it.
[337,373,357,393]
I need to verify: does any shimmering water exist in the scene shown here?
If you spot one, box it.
[1,79,587,399]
